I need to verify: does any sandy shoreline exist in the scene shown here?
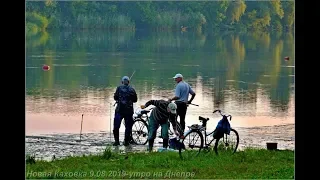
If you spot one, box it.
[26,123,294,161]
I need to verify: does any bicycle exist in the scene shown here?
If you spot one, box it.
[131,107,183,145]
[178,109,239,159]
[130,108,150,145]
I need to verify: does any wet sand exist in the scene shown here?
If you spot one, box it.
[26,123,294,161]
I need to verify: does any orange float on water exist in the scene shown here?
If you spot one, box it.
[42,64,50,71]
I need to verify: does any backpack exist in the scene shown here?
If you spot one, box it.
[117,86,134,114]
[213,116,231,139]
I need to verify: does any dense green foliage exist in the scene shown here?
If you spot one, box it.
[26,0,294,32]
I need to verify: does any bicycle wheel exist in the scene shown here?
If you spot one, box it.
[131,118,149,145]
[179,129,204,160]
[214,128,239,155]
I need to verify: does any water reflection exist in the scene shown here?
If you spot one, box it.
[26,30,294,135]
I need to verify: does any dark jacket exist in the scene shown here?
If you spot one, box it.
[114,84,137,115]
[145,100,177,129]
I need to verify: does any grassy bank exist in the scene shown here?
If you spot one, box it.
[26,147,294,179]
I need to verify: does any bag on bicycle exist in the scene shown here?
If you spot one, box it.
[213,116,231,139]
[169,137,185,150]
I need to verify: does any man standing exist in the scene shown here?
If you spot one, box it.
[113,76,137,146]
[168,73,196,132]
[141,100,179,152]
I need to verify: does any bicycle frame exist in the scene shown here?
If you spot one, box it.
[179,109,239,158]
[203,130,216,147]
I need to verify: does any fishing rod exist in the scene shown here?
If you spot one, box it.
[129,70,136,80]
[159,95,199,106]
[173,101,199,107]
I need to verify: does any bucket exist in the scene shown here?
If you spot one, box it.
[266,142,278,150]
[169,137,185,150]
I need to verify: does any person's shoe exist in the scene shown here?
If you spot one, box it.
[148,139,154,152]
[124,134,132,146]
[123,141,130,146]
[129,139,135,145]
[113,141,120,146]
[129,136,135,144]
[113,130,120,146]
[163,139,169,148]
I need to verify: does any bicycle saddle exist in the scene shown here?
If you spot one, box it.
[199,116,209,121]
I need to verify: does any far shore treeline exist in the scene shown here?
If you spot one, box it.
[26,1,294,34]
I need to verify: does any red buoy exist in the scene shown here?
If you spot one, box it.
[284,56,289,61]
[42,65,50,71]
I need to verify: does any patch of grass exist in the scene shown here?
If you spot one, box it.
[26,148,294,179]
[101,146,112,160]
[26,154,36,165]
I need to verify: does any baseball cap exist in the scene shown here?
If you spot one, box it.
[167,102,177,114]
[122,76,130,81]
[173,73,183,79]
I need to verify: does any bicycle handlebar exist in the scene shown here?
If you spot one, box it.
[213,109,232,121]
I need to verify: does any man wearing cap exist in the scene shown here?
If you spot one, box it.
[141,100,179,152]
[113,76,138,146]
[168,73,196,132]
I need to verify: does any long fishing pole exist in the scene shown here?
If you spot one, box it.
[129,70,136,80]
[160,95,199,106]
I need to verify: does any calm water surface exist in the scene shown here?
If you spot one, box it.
[26,30,294,159]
